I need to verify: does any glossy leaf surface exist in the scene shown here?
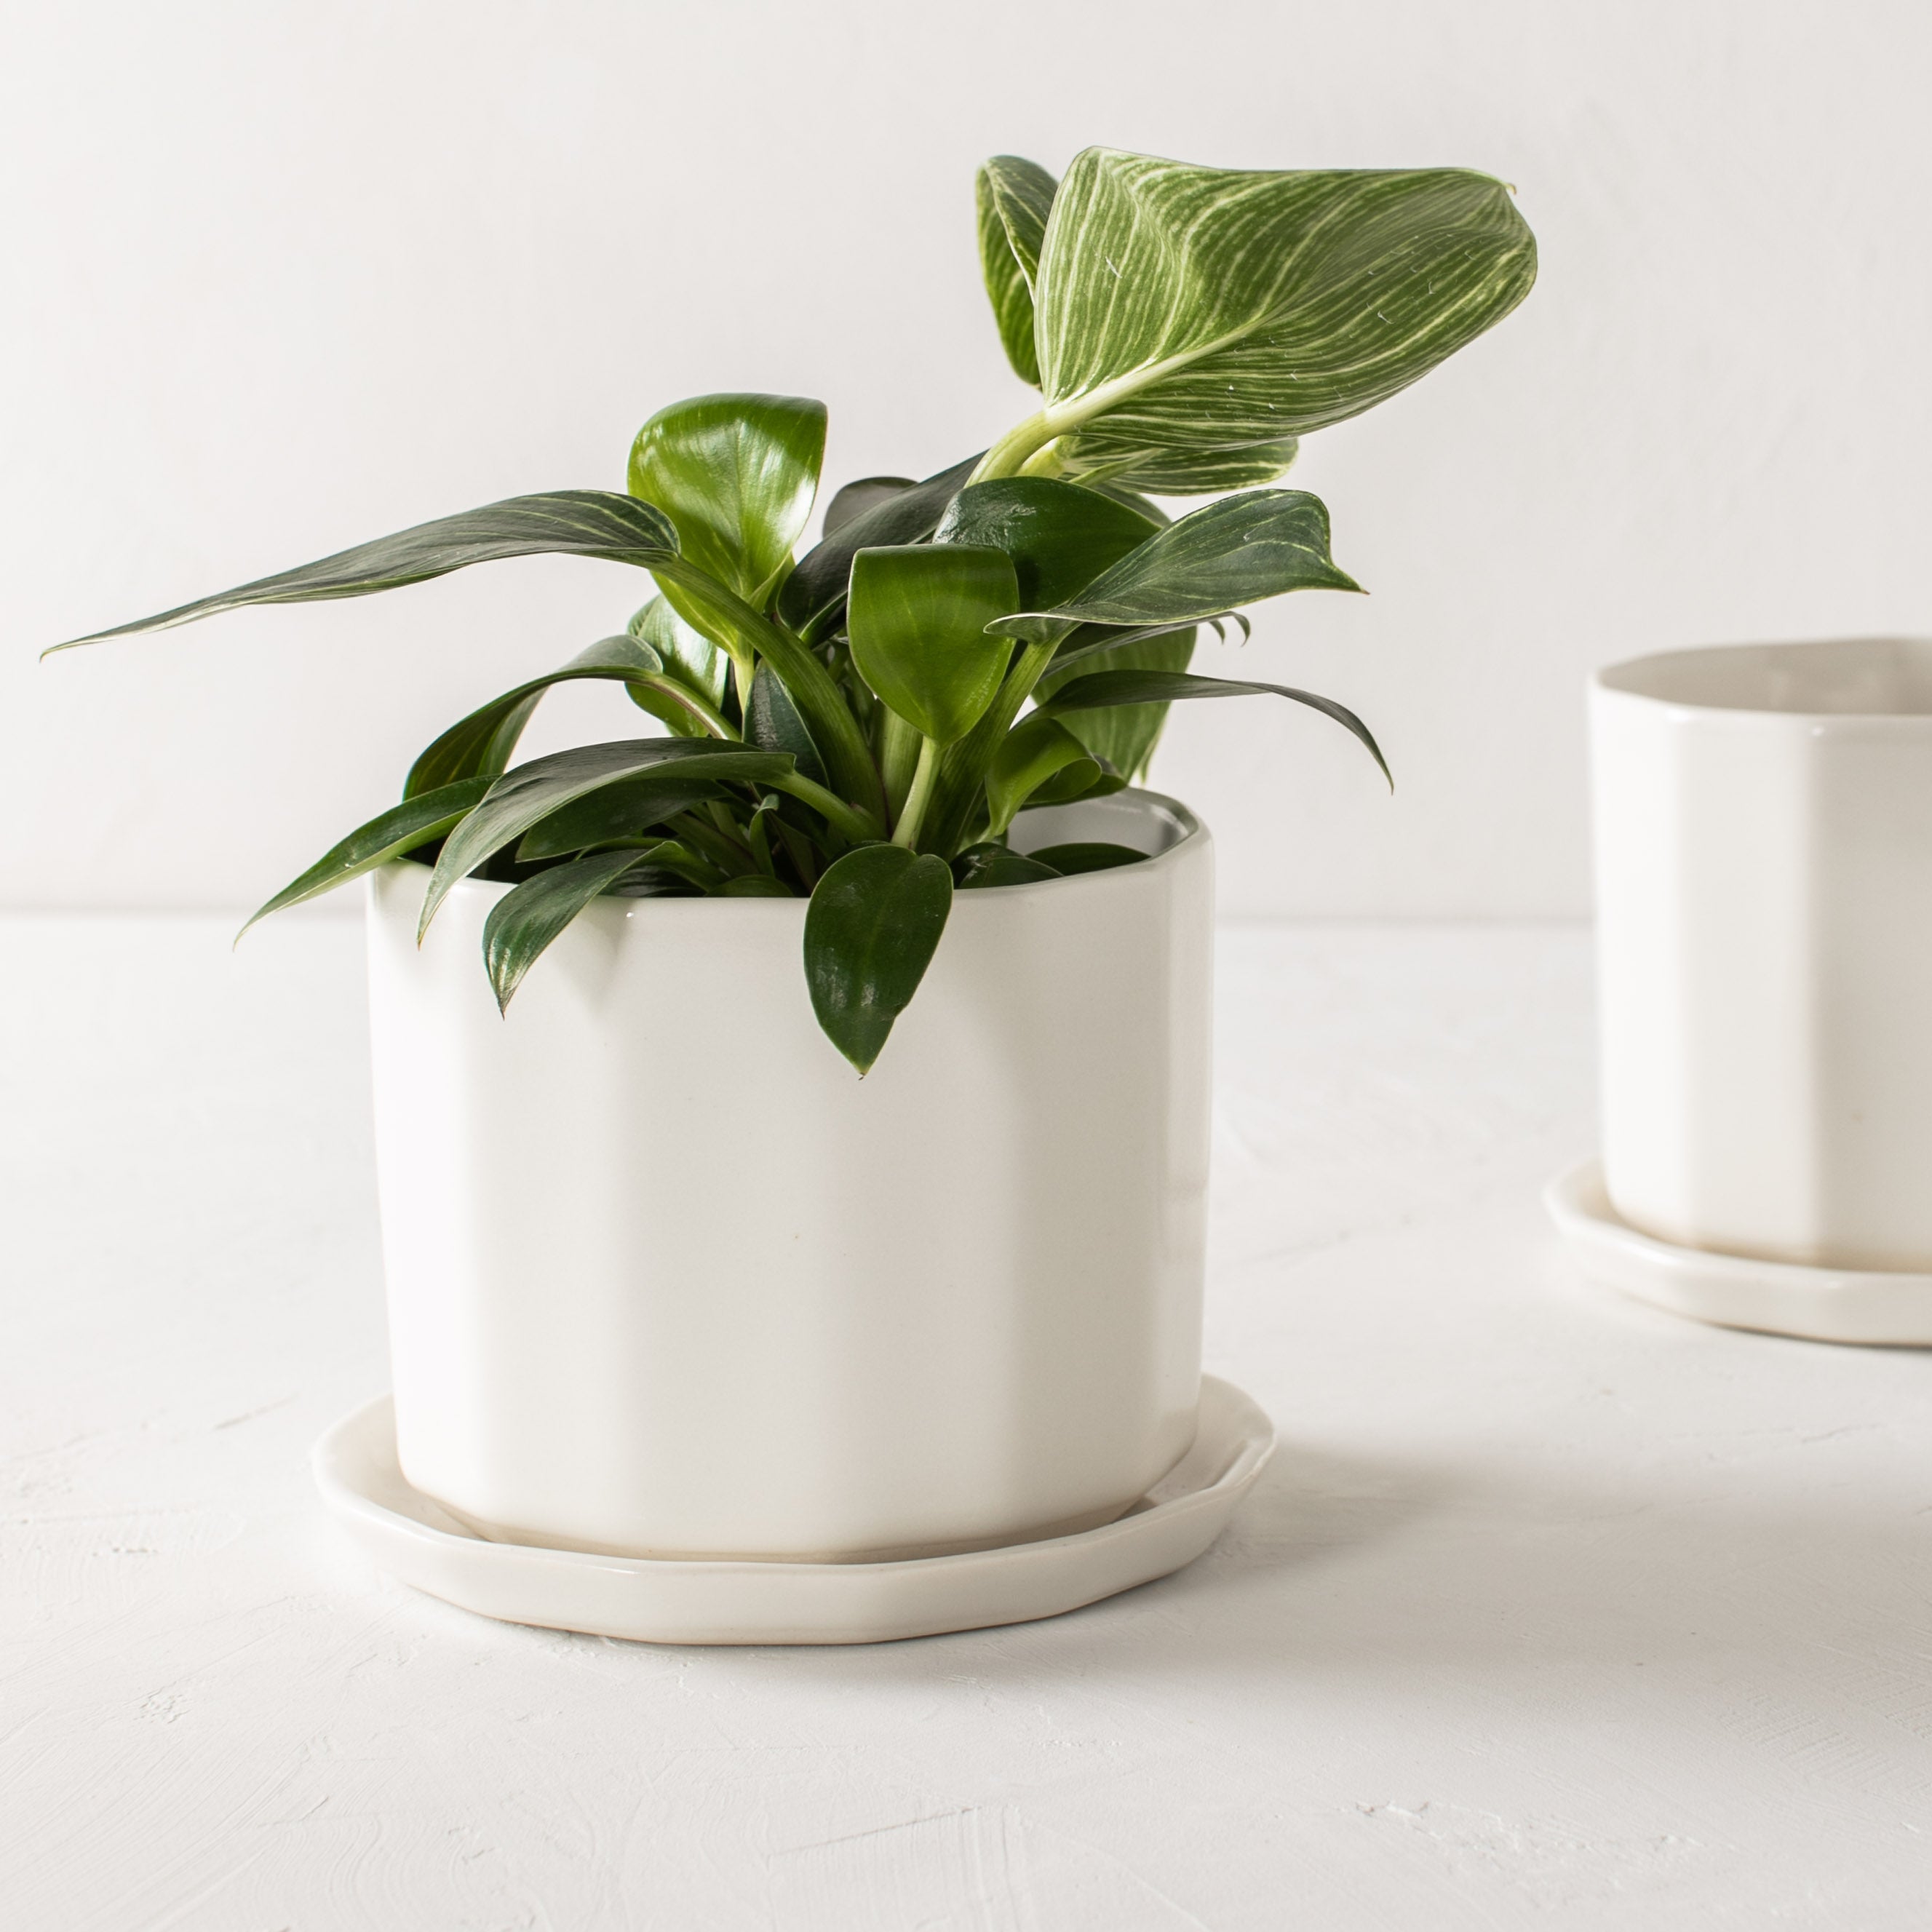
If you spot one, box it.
[991,490,1358,644]
[777,454,980,640]
[629,594,727,735]
[1038,667,1391,786]
[627,393,827,605]
[240,777,490,937]
[822,477,916,538]
[804,845,954,1074]
[56,493,680,648]
[405,635,712,799]
[932,477,1156,612]
[745,664,827,785]
[1035,627,1196,781]
[953,843,1062,889]
[514,775,724,862]
[975,154,1057,386]
[1017,148,1536,490]
[484,848,656,1012]
[982,711,1097,837]
[421,739,794,936]
[846,544,1019,744]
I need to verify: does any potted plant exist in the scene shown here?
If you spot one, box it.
[55,149,1535,1573]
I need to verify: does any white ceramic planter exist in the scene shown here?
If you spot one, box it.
[1590,639,1932,1272]
[366,789,1212,1562]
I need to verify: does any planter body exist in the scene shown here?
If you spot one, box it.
[366,790,1212,1560]
[1591,640,1932,1271]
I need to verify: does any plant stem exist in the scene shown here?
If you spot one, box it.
[891,736,941,851]
[771,773,880,845]
[878,709,921,825]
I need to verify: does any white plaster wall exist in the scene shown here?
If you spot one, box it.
[2,0,1926,917]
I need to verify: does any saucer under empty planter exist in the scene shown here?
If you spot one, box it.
[1546,1158,1932,1345]
[313,1375,1276,1645]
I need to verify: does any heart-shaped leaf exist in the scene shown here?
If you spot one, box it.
[777,453,982,641]
[932,477,1156,612]
[483,848,661,1012]
[990,489,1359,645]
[1037,667,1391,787]
[53,493,680,648]
[804,844,954,1073]
[976,154,1057,386]
[421,739,795,937]
[846,544,1019,745]
[239,777,491,938]
[627,393,827,608]
[1007,149,1535,492]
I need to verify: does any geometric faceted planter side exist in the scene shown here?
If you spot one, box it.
[367,789,1212,1562]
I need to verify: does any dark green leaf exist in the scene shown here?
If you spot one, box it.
[745,663,827,785]
[1037,668,1391,787]
[239,777,491,937]
[990,489,1359,644]
[405,634,712,799]
[777,454,981,640]
[514,775,725,862]
[1022,841,1146,875]
[976,155,1057,386]
[804,844,954,1073]
[1036,627,1196,782]
[822,477,916,538]
[931,477,1157,612]
[1025,753,1119,806]
[953,843,1062,889]
[627,393,827,606]
[717,874,796,897]
[483,848,656,1012]
[421,739,795,937]
[55,493,680,648]
[846,544,1019,744]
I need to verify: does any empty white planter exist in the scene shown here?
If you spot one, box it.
[365,789,1212,1561]
[1590,639,1932,1271]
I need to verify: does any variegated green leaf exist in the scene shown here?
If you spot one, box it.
[975,155,1057,386]
[977,149,1536,490]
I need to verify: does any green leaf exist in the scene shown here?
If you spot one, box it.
[744,663,827,785]
[822,476,916,538]
[982,712,1097,838]
[421,739,795,937]
[239,777,491,938]
[1025,753,1119,806]
[1037,668,1391,787]
[717,873,795,897]
[629,594,728,736]
[514,774,725,862]
[846,544,1019,744]
[1036,627,1196,782]
[54,493,680,648]
[1060,434,1300,496]
[627,393,827,608]
[777,453,981,640]
[931,477,1157,612]
[953,843,1062,889]
[483,848,657,1012]
[984,149,1536,490]
[803,844,954,1074]
[991,489,1358,644]
[976,154,1057,386]
[405,634,718,799]
[1023,841,1146,875]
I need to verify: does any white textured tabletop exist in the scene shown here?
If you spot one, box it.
[5,913,1930,1930]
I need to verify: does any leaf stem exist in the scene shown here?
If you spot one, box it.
[771,773,880,845]
[891,736,941,850]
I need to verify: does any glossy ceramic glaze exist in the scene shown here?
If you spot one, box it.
[365,790,1213,1560]
[1591,640,1932,1271]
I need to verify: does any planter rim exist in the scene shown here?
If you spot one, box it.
[1594,637,1932,728]
[400,784,1206,915]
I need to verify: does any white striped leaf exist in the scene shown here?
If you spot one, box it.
[975,155,1057,386]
